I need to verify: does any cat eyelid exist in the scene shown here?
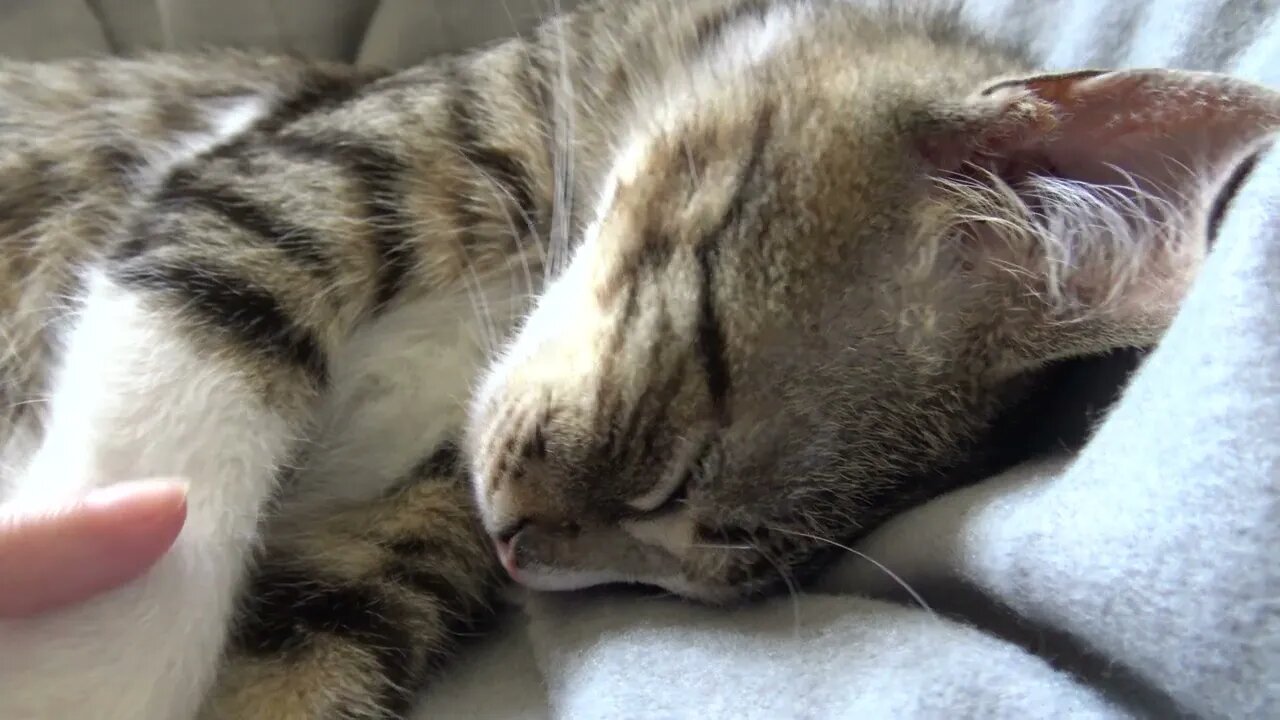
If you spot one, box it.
[624,437,711,514]
[625,465,692,514]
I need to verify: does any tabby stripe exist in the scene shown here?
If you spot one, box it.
[519,41,556,173]
[629,352,688,468]
[111,213,167,261]
[594,379,625,458]
[592,283,640,450]
[601,363,654,462]
[638,228,675,274]
[708,103,774,243]
[447,63,540,236]
[252,68,381,135]
[234,565,427,717]
[694,104,774,419]
[694,243,731,421]
[371,642,420,720]
[237,567,424,716]
[618,281,642,329]
[0,157,65,235]
[112,260,328,384]
[384,561,472,616]
[435,64,490,246]
[92,142,146,177]
[378,561,484,717]
[597,309,663,460]
[410,440,463,480]
[384,536,452,558]
[481,403,525,499]
[375,562,495,714]
[693,0,774,50]
[380,440,466,498]
[521,406,552,460]
[599,225,677,308]
[156,167,333,276]
[271,132,418,311]
[232,568,404,656]
[611,309,682,465]
[488,428,526,497]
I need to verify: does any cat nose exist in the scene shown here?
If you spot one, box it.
[494,518,528,546]
[491,518,582,582]
[492,519,529,579]
[494,538,520,579]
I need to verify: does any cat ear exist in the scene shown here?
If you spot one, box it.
[915,69,1280,358]
[958,69,1279,191]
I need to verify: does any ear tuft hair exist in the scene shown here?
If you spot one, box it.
[915,69,1279,349]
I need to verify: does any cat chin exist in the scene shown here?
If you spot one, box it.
[650,577,741,605]
[514,567,739,604]
[511,567,629,592]
[508,557,751,602]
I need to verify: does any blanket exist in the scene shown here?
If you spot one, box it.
[2,1,1277,718]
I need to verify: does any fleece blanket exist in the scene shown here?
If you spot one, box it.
[3,1,1277,718]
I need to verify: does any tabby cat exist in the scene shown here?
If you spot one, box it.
[0,0,1275,718]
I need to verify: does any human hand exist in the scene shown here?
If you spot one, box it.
[0,480,188,618]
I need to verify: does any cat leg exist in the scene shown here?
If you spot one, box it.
[0,268,329,720]
[201,446,503,720]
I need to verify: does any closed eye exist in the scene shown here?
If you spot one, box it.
[625,436,712,515]
[624,464,693,515]
[650,466,692,514]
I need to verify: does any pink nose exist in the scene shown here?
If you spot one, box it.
[494,539,521,580]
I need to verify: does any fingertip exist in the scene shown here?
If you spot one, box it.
[0,479,190,618]
[83,478,189,560]
[83,478,189,512]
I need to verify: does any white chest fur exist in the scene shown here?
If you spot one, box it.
[297,277,529,505]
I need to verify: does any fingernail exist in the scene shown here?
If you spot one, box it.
[83,479,189,510]
[83,479,189,562]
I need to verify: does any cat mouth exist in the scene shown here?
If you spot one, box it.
[490,521,749,601]
[495,547,743,603]
[493,537,619,591]
[503,564,633,593]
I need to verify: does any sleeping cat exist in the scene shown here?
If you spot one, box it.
[0,0,1276,718]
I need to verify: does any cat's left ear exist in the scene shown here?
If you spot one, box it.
[922,68,1280,191]
[914,68,1280,358]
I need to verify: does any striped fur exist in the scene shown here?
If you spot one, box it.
[2,1,1273,718]
[466,0,1275,604]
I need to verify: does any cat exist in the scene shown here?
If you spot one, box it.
[0,0,1276,718]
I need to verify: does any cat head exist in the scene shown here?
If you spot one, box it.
[466,7,1279,602]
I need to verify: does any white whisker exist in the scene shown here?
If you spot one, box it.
[767,526,935,617]
[744,537,803,638]
[549,0,578,281]
[451,150,545,309]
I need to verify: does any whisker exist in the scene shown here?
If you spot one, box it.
[767,526,935,617]
[745,537,803,638]
[454,240,502,355]
[451,151,544,309]
[549,0,578,281]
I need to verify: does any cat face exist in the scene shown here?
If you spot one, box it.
[466,9,1278,602]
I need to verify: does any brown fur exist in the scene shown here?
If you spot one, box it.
[466,0,1277,605]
